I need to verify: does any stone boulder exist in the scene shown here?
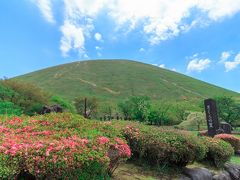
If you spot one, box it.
[39,104,63,114]
[224,163,240,180]
[213,171,231,180]
[183,167,213,180]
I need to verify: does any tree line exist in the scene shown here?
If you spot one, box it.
[0,79,239,128]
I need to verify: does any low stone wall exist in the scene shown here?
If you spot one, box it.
[179,163,240,180]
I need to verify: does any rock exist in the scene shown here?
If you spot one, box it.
[224,163,240,180]
[235,150,240,156]
[183,167,213,180]
[178,174,191,180]
[213,171,231,180]
[39,104,63,114]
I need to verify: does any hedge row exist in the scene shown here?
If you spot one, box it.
[120,123,234,168]
[0,113,131,179]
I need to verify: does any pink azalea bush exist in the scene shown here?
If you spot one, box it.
[214,133,240,152]
[0,113,131,179]
[201,136,234,167]
[122,125,207,167]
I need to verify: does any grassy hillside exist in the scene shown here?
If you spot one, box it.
[15,59,239,107]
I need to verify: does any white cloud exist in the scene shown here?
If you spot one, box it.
[187,58,211,72]
[95,46,102,50]
[108,0,240,45]
[139,48,145,52]
[36,0,55,24]
[159,64,165,68]
[35,0,240,57]
[220,51,231,63]
[152,63,166,68]
[94,33,102,41]
[60,21,85,57]
[224,53,240,72]
[59,0,96,57]
[171,68,177,72]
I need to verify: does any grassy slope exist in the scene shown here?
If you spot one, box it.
[15,59,239,107]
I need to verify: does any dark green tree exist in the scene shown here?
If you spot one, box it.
[148,104,170,126]
[215,96,240,127]
[119,96,151,122]
[0,101,22,116]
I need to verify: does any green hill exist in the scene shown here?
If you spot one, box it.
[15,59,239,107]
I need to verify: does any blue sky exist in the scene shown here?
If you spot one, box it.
[0,0,240,93]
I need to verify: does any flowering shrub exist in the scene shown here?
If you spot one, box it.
[107,137,131,175]
[214,134,240,152]
[122,125,207,167]
[0,113,131,179]
[198,130,208,137]
[201,137,234,167]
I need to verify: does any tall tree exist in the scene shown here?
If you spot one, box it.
[74,97,98,118]
[215,96,240,127]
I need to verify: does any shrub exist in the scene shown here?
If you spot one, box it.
[0,113,131,179]
[51,95,76,113]
[201,137,234,167]
[214,134,240,152]
[176,112,206,131]
[122,125,207,167]
[198,130,208,136]
[0,101,22,116]
[0,80,49,115]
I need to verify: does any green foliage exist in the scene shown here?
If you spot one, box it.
[119,96,152,121]
[201,137,234,167]
[176,112,206,131]
[122,124,207,167]
[0,101,22,116]
[0,83,16,101]
[14,60,239,110]
[119,96,189,126]
[51,95,76,113]
[118,101,132,120]
[0,80,49,115]
[148,104,170,125]
[215,96,240,127]
[0,113,130,179]
[215,134,240,153]
[172,103,190,123]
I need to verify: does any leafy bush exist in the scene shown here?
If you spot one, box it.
[122,125,207,167]
[51,95,76,113]
[0,101,22,116]
[201,137,234,167]
[176,112,206,131]
[0,113,131,179]
[198,130,208,136]
[118,96,151,121]
[0,80,49,115]
[215,134,240,152]
[215,96,240,128]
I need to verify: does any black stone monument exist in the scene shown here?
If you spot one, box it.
[204,99,220,137]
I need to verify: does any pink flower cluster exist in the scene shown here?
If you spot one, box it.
[0,115,132,178]
[97,136,110,144]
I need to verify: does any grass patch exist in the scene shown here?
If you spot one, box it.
[15,60,239,108]
[230,156,240,165]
